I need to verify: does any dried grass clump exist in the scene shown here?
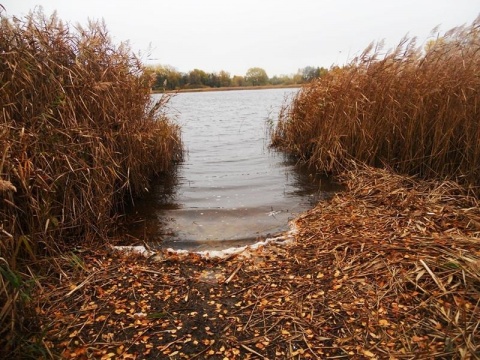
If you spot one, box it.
[285,164,480,358]
[0,11,182,353]
[273,17,480,193]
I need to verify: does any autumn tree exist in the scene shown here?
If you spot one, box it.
[149,65,184,90]
[188,68,208,87]
[147,64,321,90]
[218,70,232,87]
[245,67,268,86]
[231,75,246,87]
[204,72,219,87]
[270,74,295,85]
[300,66,328,82]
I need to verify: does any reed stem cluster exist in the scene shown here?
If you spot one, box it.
[0,11,182,351]
[273,17,480,194]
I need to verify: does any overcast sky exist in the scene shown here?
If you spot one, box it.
[3,1,479,76]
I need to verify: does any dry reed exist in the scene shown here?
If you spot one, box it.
[0,10,182,354]
[272,17,480,194]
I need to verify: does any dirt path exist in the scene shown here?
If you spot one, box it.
[36,166,480,359]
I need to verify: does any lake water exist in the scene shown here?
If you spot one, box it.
[125,88,340,251]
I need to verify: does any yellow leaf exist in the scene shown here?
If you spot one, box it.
[100,353,116,360]
[362,349,376,358]
[412,335,424,342]
[116,345,124,355]
[378,319,389,327]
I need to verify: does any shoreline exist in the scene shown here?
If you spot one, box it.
[152,84,302,94]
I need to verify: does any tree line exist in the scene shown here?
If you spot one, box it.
[146,65,329,91]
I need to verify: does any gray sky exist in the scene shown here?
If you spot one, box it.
[3,1,479,76]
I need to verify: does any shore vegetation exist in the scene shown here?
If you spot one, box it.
[147,64,328,92]
[0,10,182,355]
[272,17,480,195]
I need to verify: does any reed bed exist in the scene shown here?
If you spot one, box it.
[0,11,182,354]
[272,17,480,193]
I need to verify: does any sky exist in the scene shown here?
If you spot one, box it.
[2,1,479,77]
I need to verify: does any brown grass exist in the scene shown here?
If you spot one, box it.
[0,10,182,354]
[272,17,480,194]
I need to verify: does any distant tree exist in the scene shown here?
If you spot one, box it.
[269,75,282,85]
[149,65,183,90]
[245,67,268,86]
[269,74,295,85]
[299,66,329,82]
[188,68,208,87]
[181,73,189,87]
[232,75,246,87]
[218,70,232,87]
[148,64,322,90]
[205,72,219,87]
[302,66,318,82]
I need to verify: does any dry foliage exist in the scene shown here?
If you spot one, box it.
[33,165,479,359]
[0,10,182,354]
[272,17,480,193]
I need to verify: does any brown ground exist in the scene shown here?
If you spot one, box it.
[34,165,480,359]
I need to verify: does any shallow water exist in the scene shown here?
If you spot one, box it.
[125,88,340,251]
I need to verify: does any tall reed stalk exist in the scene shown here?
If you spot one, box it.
[273,17,480,194]
[0,10,182,354]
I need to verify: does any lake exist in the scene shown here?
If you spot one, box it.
[125,88,340,251]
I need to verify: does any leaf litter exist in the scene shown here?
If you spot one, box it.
[35,165,479,359]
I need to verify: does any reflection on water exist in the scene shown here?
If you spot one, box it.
[123,89,342,251]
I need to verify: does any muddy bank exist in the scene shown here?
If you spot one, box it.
[31,165,480,359]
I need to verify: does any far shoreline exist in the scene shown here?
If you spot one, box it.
[152,83,302,94]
